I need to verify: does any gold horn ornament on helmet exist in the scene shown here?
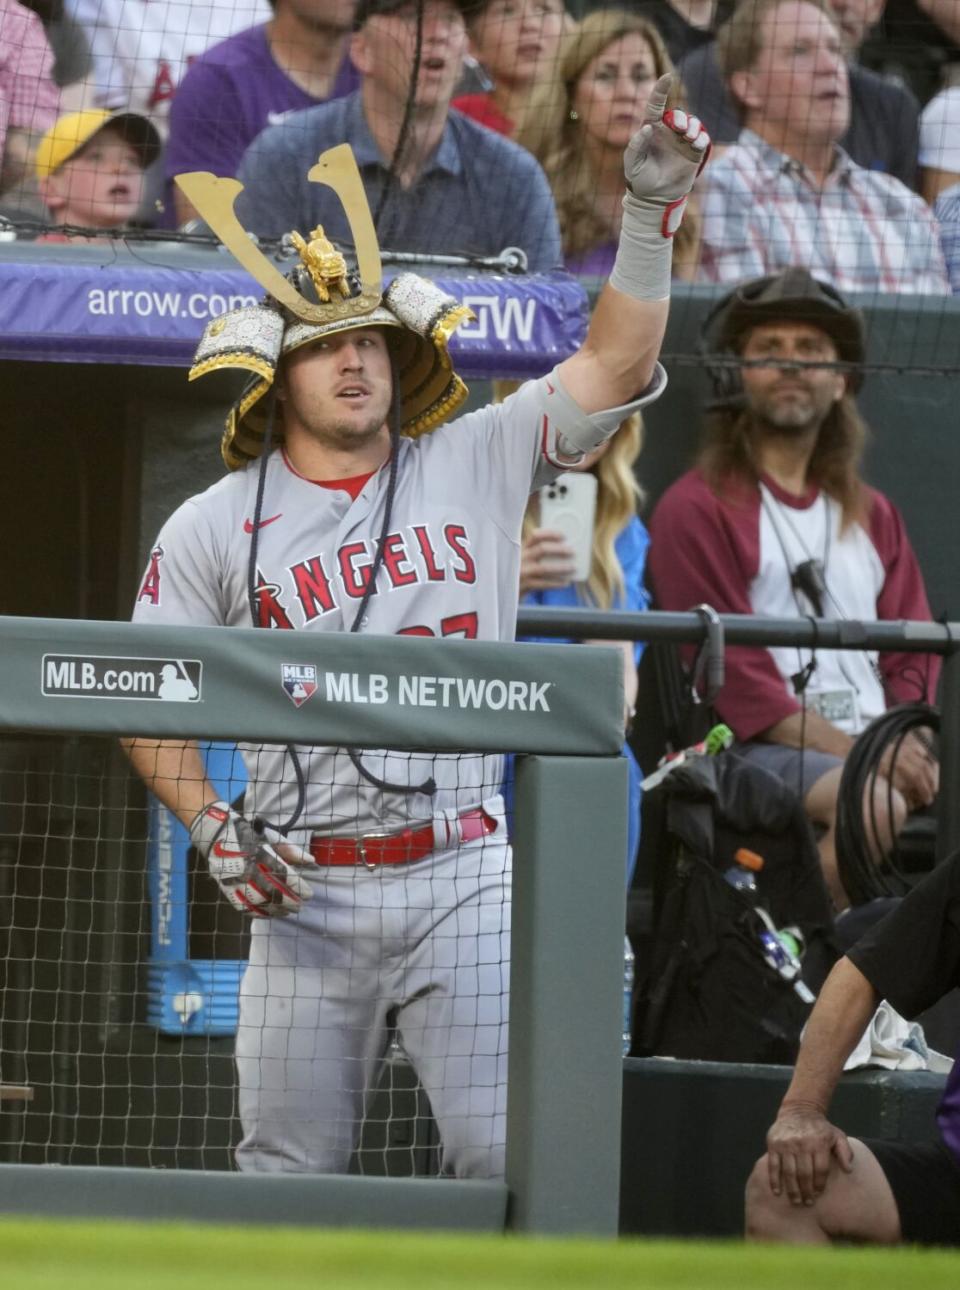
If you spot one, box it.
[175,145,475,470]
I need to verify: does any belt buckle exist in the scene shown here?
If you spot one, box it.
[356,828,400,870]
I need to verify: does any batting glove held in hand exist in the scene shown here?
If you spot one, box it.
[190,801,312,918]
[623,72,711,237]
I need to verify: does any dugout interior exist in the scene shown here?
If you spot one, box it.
[2,276,959,1215]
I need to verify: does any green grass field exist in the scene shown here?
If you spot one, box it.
[2,1219,958,1290]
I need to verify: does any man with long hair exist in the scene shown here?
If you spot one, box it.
[649,268,939,910]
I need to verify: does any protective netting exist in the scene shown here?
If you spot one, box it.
[0,731,510,1175]
[0,0,957,307]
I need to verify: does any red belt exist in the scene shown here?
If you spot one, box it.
[309,807,497,868]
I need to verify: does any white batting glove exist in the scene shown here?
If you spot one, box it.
[611,73,711,301]
[190,801,313,919]
[624,74,711,234]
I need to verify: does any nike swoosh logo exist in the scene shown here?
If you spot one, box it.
[243,514,283,533]
[212,841,248,860]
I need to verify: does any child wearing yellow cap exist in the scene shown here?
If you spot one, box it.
[35,109,161,240]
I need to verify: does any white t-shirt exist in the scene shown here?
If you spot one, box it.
[64,0,270,133]
[920,86,960,173]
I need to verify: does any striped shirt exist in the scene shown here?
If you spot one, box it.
[934,182,960,295]
[697,129,948,296]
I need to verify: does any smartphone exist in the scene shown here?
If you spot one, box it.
[538,472,598,583]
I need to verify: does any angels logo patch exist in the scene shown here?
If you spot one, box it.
[282,663,318,708]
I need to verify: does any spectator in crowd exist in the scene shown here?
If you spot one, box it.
[695,0,948,293]
[165,0,359,227]
[452,0,568,137]
[516,8,699,278]
[745,851,960,1247]
[857,0,960,107]
[0,0,60,201]
[629,0,731,64]
[236,0,561,269]
[20,0,91,94]
[680,0,922,190]
[516,410,649,884]
[62,0,271,133]
[918,84,960,203]
[649,268,940,911]
[33,107,159,239]
[933,180,960,293]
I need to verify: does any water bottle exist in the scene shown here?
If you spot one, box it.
[622,936,635,1057]
[755,909,815,1004]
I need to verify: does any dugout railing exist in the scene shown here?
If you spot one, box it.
[0,608,956,1236]
[518,605,960,859]
[0,615,629,1236]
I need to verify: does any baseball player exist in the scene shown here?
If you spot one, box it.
[124,77,709,1178]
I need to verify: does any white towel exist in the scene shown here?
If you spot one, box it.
[842,1000,954,1074]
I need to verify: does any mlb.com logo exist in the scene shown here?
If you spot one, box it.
[282,663,318,708]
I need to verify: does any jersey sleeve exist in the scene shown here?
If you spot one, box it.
[648,474,802,740]
[426,366,664,548]
[846,851,960,1018]
[867,488,941,704]
[131,499,226,626]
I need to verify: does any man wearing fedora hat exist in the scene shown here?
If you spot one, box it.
[233,0,562,268]
[125,83,710,1177]
[650,267,939,911]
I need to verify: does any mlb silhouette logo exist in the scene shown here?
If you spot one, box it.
[282,663,318,708]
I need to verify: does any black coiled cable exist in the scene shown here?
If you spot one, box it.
[835,701,940,905]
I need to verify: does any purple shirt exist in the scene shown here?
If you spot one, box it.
[164,24,358,221]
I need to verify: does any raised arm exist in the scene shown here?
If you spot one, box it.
[559,74,710,413]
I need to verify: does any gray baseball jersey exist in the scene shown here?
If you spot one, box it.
[133,366,665,835]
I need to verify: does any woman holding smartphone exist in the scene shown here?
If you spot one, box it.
[517,411,648,884]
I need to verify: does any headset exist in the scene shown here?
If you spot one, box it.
[697,270,866,411]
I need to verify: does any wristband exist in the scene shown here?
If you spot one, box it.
[609,192,674,303]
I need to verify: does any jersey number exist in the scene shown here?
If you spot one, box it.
[397,612,479,640]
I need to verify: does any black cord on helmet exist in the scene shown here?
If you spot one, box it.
[372,0,424,235]
[244,388,308,836]
[835,701,940,905]
[346,353,437,797]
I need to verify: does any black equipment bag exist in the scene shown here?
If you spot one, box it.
[633,751,838,1064]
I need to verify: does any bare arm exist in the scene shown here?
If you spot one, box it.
[120,737,218,829]
[921,165,960,205]
[759,711,855,759]
[765,957,880,1205]
[584,638,638,730]
[560,291,669,416]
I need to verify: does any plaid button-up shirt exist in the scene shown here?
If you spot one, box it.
[0,0,59,170]
[697,129,949,296]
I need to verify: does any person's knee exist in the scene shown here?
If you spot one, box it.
[803,766,844,829]
[744,1155,785,1237]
